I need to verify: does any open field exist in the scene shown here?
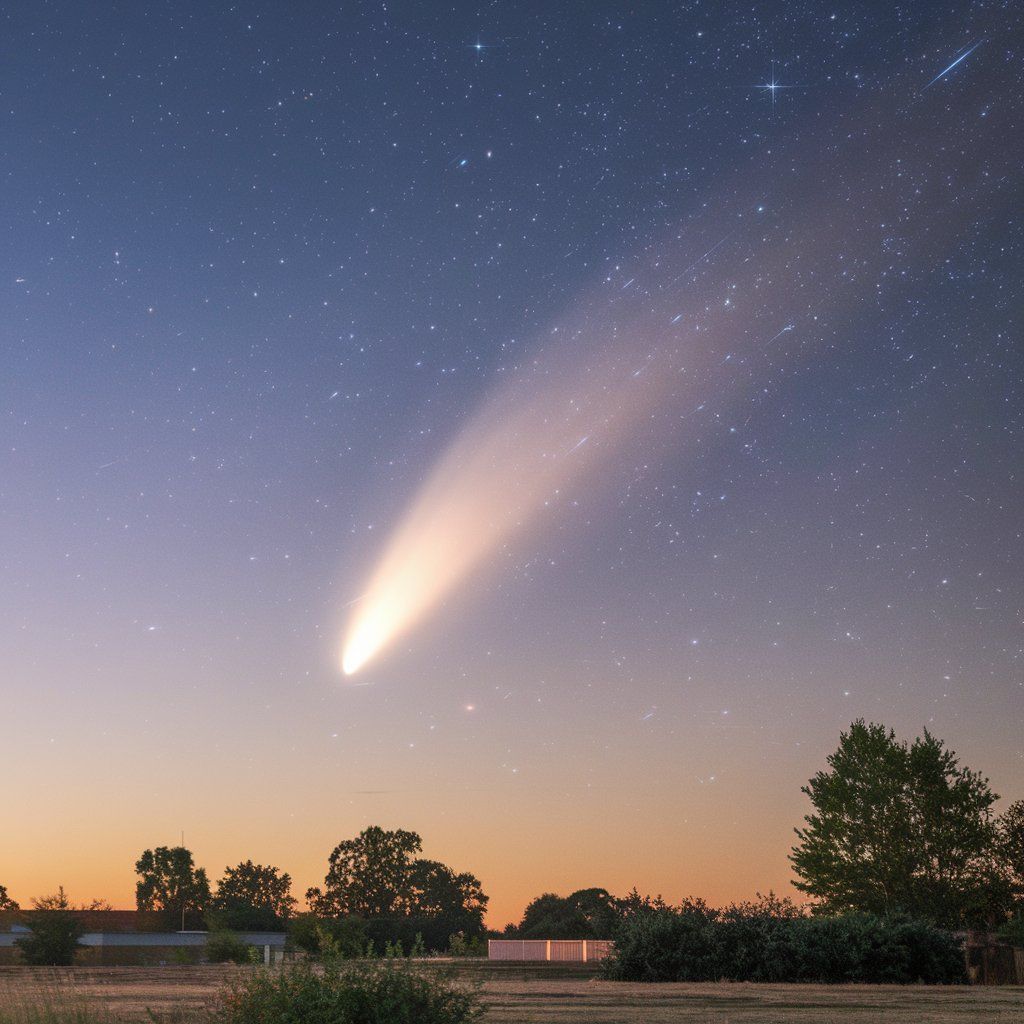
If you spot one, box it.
[1,965,1023,1023]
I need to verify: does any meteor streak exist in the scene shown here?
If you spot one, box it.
[923,41,983,90]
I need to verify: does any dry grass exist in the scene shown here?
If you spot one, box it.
[0,965,1021,1023]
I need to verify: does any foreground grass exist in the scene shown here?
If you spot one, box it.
[0,991,118,1024]
[1,966,1023,1023]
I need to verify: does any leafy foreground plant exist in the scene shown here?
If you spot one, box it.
[214,961,483,1024]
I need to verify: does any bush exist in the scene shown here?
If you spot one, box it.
[207,930,254,964]
[14,911,83,966]
[288,915,368,960]
[446,932,485,958]
[215,961,482,1024]
[604,902,966,984]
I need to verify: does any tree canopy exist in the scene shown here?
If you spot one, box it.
[516,888,620,939]
[790,720,1010,927]
[305,827,488,948]
[210,860,296,930]
[0,884,18,912]
[999,799,1024,909]
[135,846,211,929]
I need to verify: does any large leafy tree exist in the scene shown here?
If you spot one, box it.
[0,884,18,912]
[307,827,424,918]
[306,827,488,947]
[791,720,1009,927]
[409,859,488,936]
[211,861,296,930]
[135,846,211,929]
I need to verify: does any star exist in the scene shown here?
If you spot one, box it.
[754,63,797,110]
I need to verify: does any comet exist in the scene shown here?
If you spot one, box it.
[338,282,725,675]
[338,59,1005,676]
[340,346,671,673]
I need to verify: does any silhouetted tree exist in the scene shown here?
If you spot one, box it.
[306,827,488,950]
[510,887,656,937]
[999,799,1024,908]
[307,827,423,918]
[517,888,619,939]
[135,846,210,930]
[0,884,18,912]
[791,721,1010,927]
[409,859,487,936]
[617,888,668,920]
[210,861,296,930]
[15,889,83,966]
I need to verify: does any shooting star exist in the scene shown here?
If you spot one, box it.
[671,233,733,284]
[923,40,983,90]
[763,323,795,345]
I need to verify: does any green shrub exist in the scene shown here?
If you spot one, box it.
[603,900,719,982]
[14,911,83,966]
[215,961,482,1024]
[605,902,966,983]
[288,916,368,960]
[207,930,253,964]
[446,932,485,957]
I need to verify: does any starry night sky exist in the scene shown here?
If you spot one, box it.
[2,1,1022,926]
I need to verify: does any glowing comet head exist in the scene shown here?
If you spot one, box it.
[341,612,388,675]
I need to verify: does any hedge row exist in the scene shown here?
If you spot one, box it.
[604,904,966,983]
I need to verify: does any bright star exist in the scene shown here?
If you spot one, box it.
[755,63,797,110]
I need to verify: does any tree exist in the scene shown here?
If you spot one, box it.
[409,860,487,936]
[0,884,19,912]
[135,846,210,929]
[791,720,1009,927]
[210,861,296,930]
[517,888,620,938]
[998,799,1024,908]
[32,887,110,912]
[307,827,423,918]
[306,827,489,950]
[15,890,83,966]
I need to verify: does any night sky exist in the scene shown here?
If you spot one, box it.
[3,2,1022,927]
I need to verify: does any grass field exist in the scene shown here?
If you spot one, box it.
[0,965,1022,1023]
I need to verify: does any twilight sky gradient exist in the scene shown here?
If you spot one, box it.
[2,1,1022,927]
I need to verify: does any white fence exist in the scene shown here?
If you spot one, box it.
[488,939,612,962]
